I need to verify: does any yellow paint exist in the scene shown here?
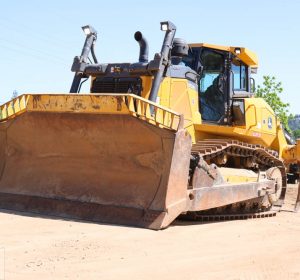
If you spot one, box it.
[189,43,258,67]
[153,77,201,142]
[0,95,29,120]
[0,93,181,131]
[282,139,300,165]
[189,43,232,52]
[2,58,299,165]
[155,75,297,163]
[194,98,276,145]
[3,75,296,163]
[298,139,300,163]
[219,168,258,183]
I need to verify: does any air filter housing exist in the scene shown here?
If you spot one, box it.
[171,38,189,57]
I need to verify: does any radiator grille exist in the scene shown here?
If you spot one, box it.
[91,77,142,95]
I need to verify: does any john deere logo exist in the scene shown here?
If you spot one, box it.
[268,117,273,129]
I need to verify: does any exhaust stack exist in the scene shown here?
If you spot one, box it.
[134,31,149,63]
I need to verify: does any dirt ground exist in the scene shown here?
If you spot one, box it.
[0,184,300,280]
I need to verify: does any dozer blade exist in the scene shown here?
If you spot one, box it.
[0,94,192,229]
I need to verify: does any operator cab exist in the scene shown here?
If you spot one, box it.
[183,44,257,125]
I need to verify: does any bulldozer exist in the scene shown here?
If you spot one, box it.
[0,21,299,229]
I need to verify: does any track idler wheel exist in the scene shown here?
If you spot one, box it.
[266,167,283,204]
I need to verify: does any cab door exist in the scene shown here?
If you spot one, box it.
[198,49,227,123]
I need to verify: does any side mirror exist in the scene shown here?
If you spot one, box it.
[197,65,204,77]
[250,77,256,93]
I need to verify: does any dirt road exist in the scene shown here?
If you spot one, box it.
[0,184,300,280]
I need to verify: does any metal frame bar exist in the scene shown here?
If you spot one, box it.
[0,94,183,131]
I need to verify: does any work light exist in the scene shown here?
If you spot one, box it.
[81,25,97,36]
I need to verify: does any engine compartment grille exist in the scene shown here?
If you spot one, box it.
[91,77,142,95]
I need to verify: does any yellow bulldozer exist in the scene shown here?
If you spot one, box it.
[0,21,299,229]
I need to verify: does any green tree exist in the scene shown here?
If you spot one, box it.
[293,129,300,139]
[11,90,18,100]
[255,76,292,132]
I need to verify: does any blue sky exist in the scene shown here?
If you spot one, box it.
[1,0,299,113]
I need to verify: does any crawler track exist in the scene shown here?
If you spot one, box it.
[182,210,277,222]
[192,139,282,167]
[186,139,287,221]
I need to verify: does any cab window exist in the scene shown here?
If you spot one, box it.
[232,60,247,91]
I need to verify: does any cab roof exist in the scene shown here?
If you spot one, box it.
[188,43,258,68]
